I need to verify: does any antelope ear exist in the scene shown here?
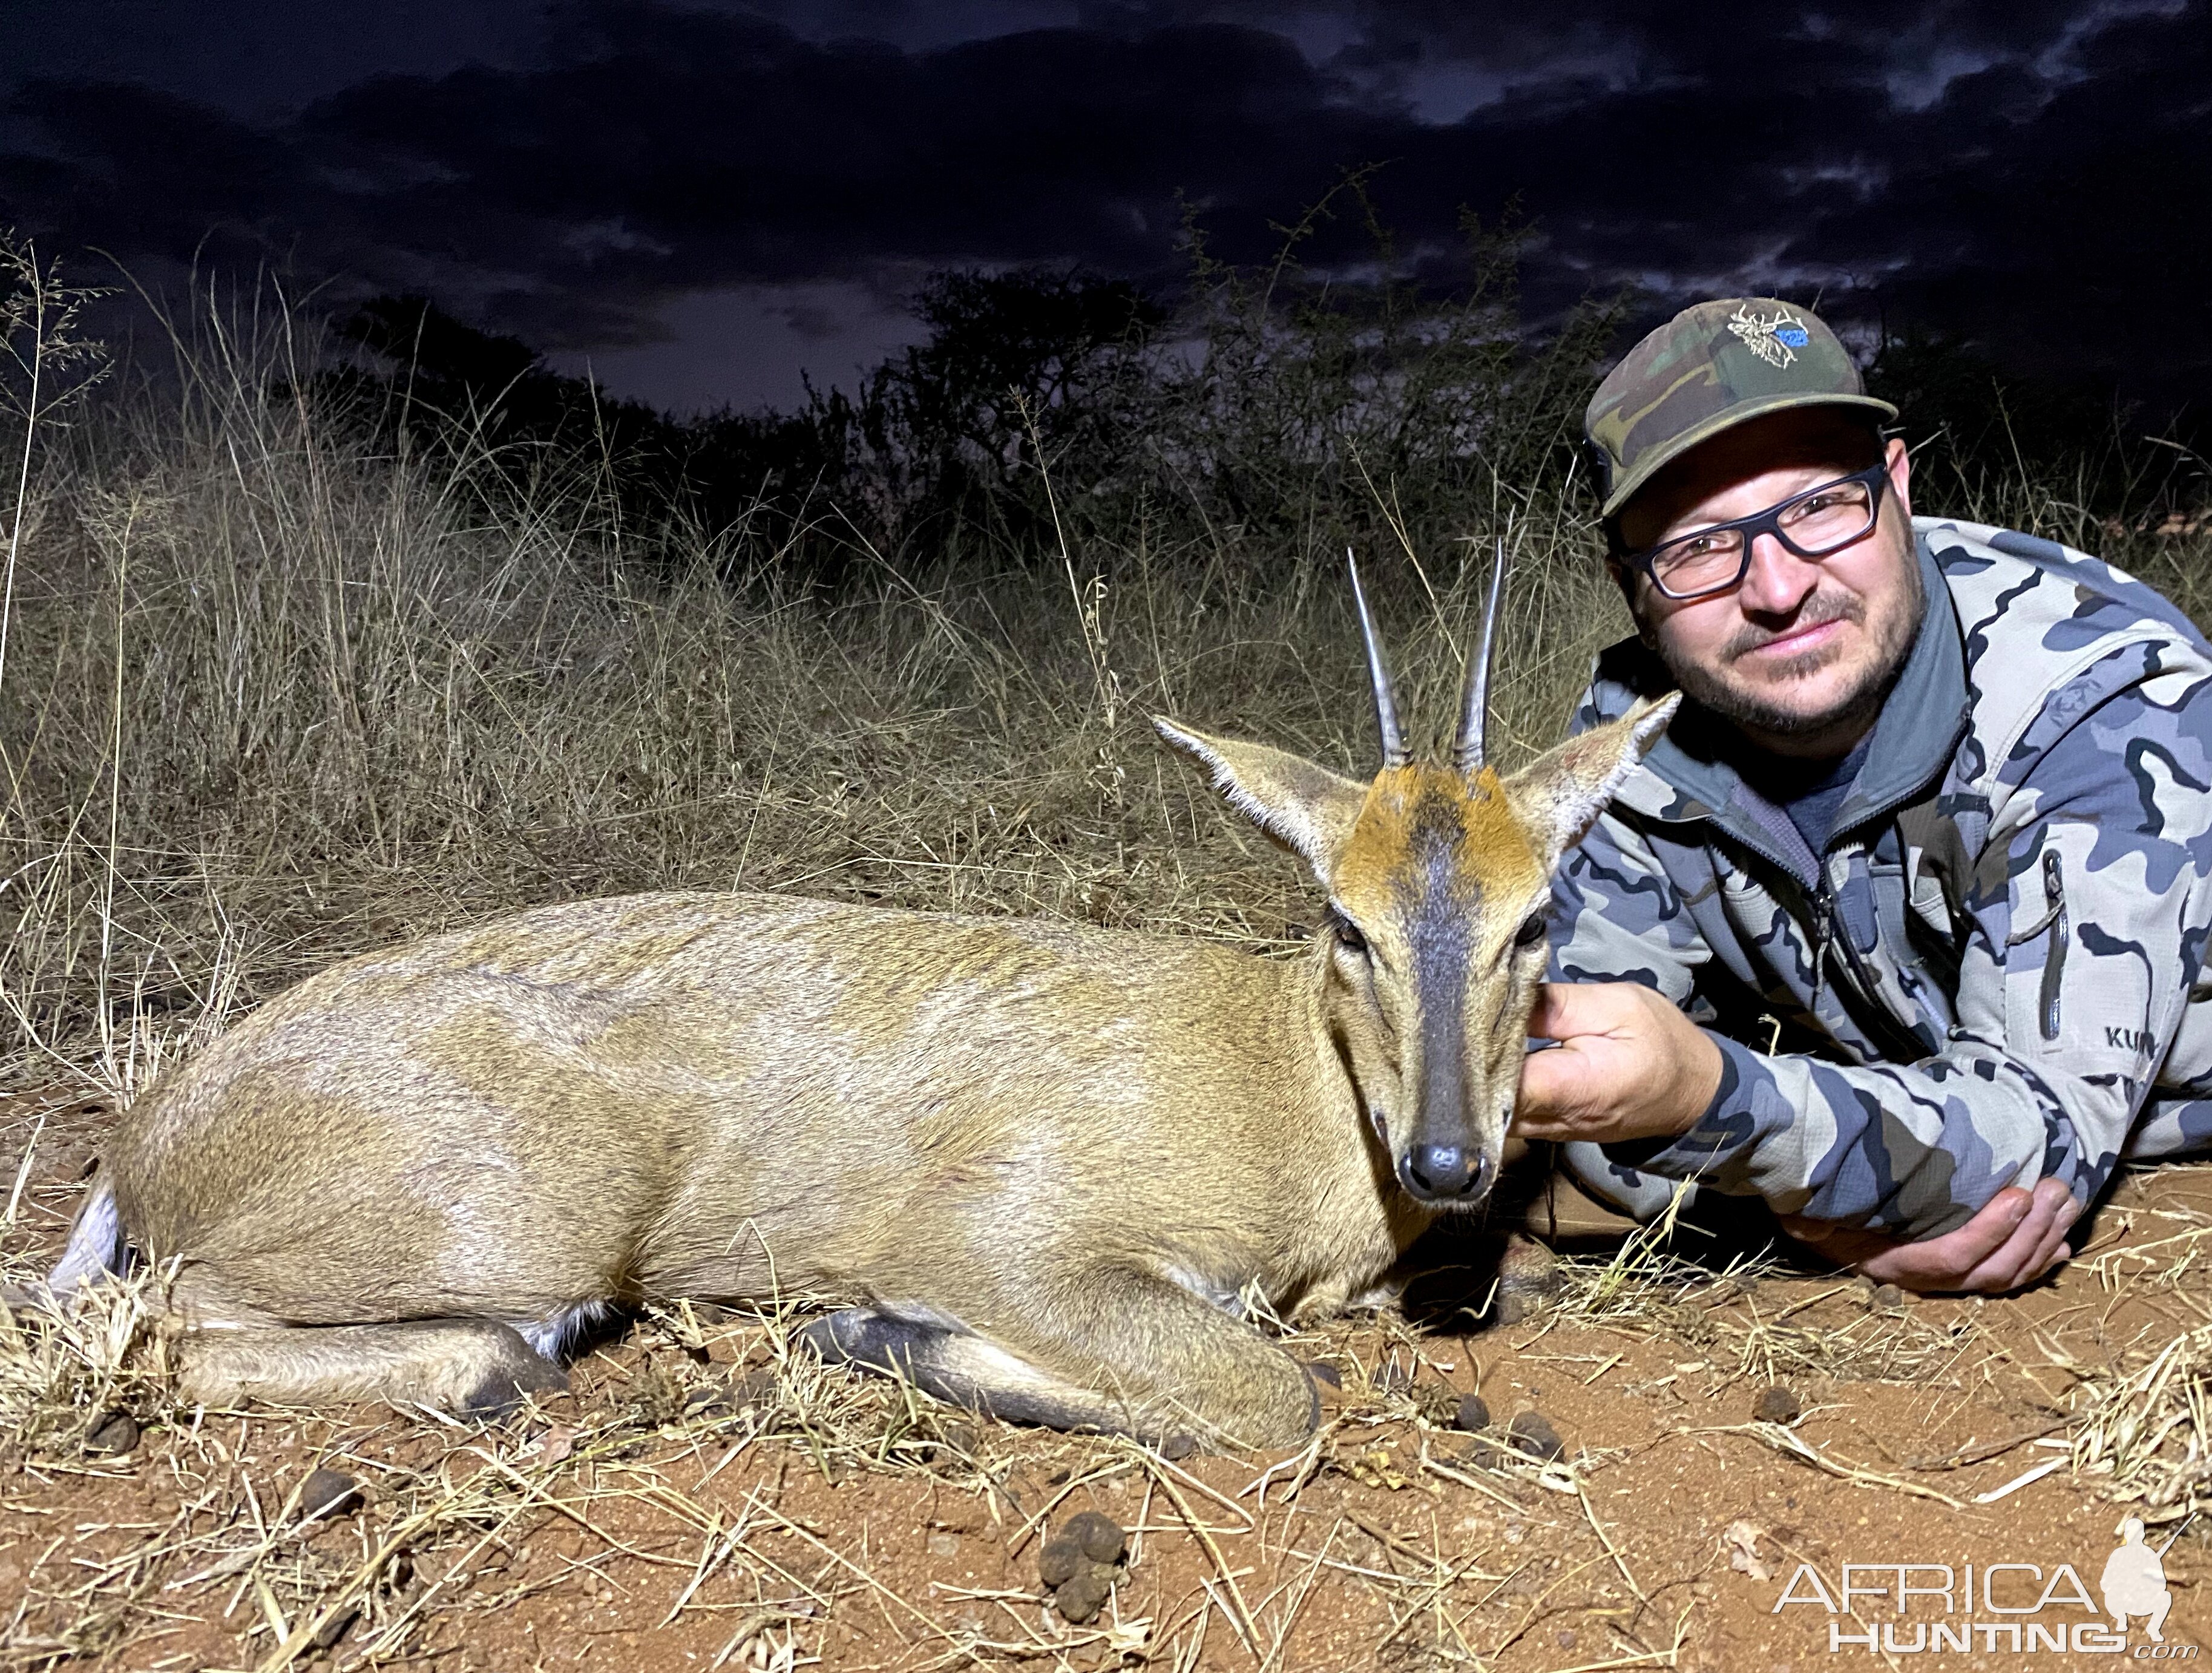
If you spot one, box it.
[1504,694,1681,865]
[1154,717,1367,885]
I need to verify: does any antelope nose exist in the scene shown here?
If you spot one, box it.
[1399,1145,1491,1203]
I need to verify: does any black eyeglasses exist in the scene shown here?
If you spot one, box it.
[1619,462,1891,601]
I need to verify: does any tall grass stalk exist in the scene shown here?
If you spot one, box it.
[0,234,110,698]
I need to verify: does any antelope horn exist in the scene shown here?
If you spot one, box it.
[1347,551,1410,770]
[1452,542,1509,774]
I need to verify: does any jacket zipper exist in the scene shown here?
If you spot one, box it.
[1672,739,1967,1064]
[2037,849,2068,1041]
[1816,853,1933,1063]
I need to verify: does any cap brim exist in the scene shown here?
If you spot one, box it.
[1599,392,1900,520]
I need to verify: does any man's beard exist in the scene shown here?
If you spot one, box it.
[1661,560,1925,742]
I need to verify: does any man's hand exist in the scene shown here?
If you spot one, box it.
[1515,982,2082,1294]
[1779,1177,2081,1295]
[1514,981,1724,1145]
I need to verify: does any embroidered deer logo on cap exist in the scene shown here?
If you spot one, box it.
[1727,303,1813,368]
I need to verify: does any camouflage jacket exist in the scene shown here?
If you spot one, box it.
[1551,518,2212,1236]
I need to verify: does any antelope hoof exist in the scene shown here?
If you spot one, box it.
[801,1308,924,1377]
[460,1349,569,1419]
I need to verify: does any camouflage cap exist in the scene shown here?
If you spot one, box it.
[1584,298,1897,521]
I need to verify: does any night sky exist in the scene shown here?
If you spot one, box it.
[5,2,2208,416]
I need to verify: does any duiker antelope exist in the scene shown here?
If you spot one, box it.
[39,563,1675,1448]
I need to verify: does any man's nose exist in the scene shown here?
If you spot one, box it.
[1735,531,1822,616]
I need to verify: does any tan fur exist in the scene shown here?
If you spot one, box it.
[73,697,1676,1447]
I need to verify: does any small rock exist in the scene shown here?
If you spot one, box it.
[1728,1271,1761,1296]
[1869,1283,1908,1309]
[684,1377,734,1416]
[1752,1385,1803,1426]
[84,1412,139,1456]
[730,1369,779,1409]
[1497,1233,1562,1289]
[1062,1510,1126,1565]
[1037,1537,1084,1588]
[299,1467,360,1520]
[1158,1432,1196,1462]
[1452,1393,1492,1433]
[1492,1233,1564,1328]
[1054,1567,1112,1625]
[927,1531,960,1557]
[1725,1517,1775,1580]
[310,1605,360,1650]
[1555,1628,1578,1650]
[1460,1438,1502,1470]
[1506,1410,1564,1462]
[937,1421,982,1461]
[1305,1360,1343,1388]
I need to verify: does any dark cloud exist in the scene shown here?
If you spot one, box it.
[2,0,2207,411]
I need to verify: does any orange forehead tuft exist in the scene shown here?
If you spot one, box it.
[1332,764,1543,903]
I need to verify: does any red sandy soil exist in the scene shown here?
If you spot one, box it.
[3,1087,2205,1672]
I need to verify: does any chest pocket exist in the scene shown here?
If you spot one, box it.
[1895,797,1972,995]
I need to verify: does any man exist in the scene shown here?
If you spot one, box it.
[1515,297,2212,1294]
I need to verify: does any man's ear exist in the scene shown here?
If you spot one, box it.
[1154,717,1368,885]
[1503,694,1681,865]
[1884,433,1912,520]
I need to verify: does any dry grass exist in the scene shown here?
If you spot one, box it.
[1540,1216,1988,1392]
[0,310,1624,1092]
[0,1264,168,1459]
[2067,1320,2212,1530]
[0,1279,1708,1671]
[0,1298,968,1668]
[2053,1182,2212,1532]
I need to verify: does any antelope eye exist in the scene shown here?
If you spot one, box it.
[1326,906,1370,958]
[1513,912,1547,951]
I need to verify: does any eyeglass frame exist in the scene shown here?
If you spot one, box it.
[1613,460,1894,602]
